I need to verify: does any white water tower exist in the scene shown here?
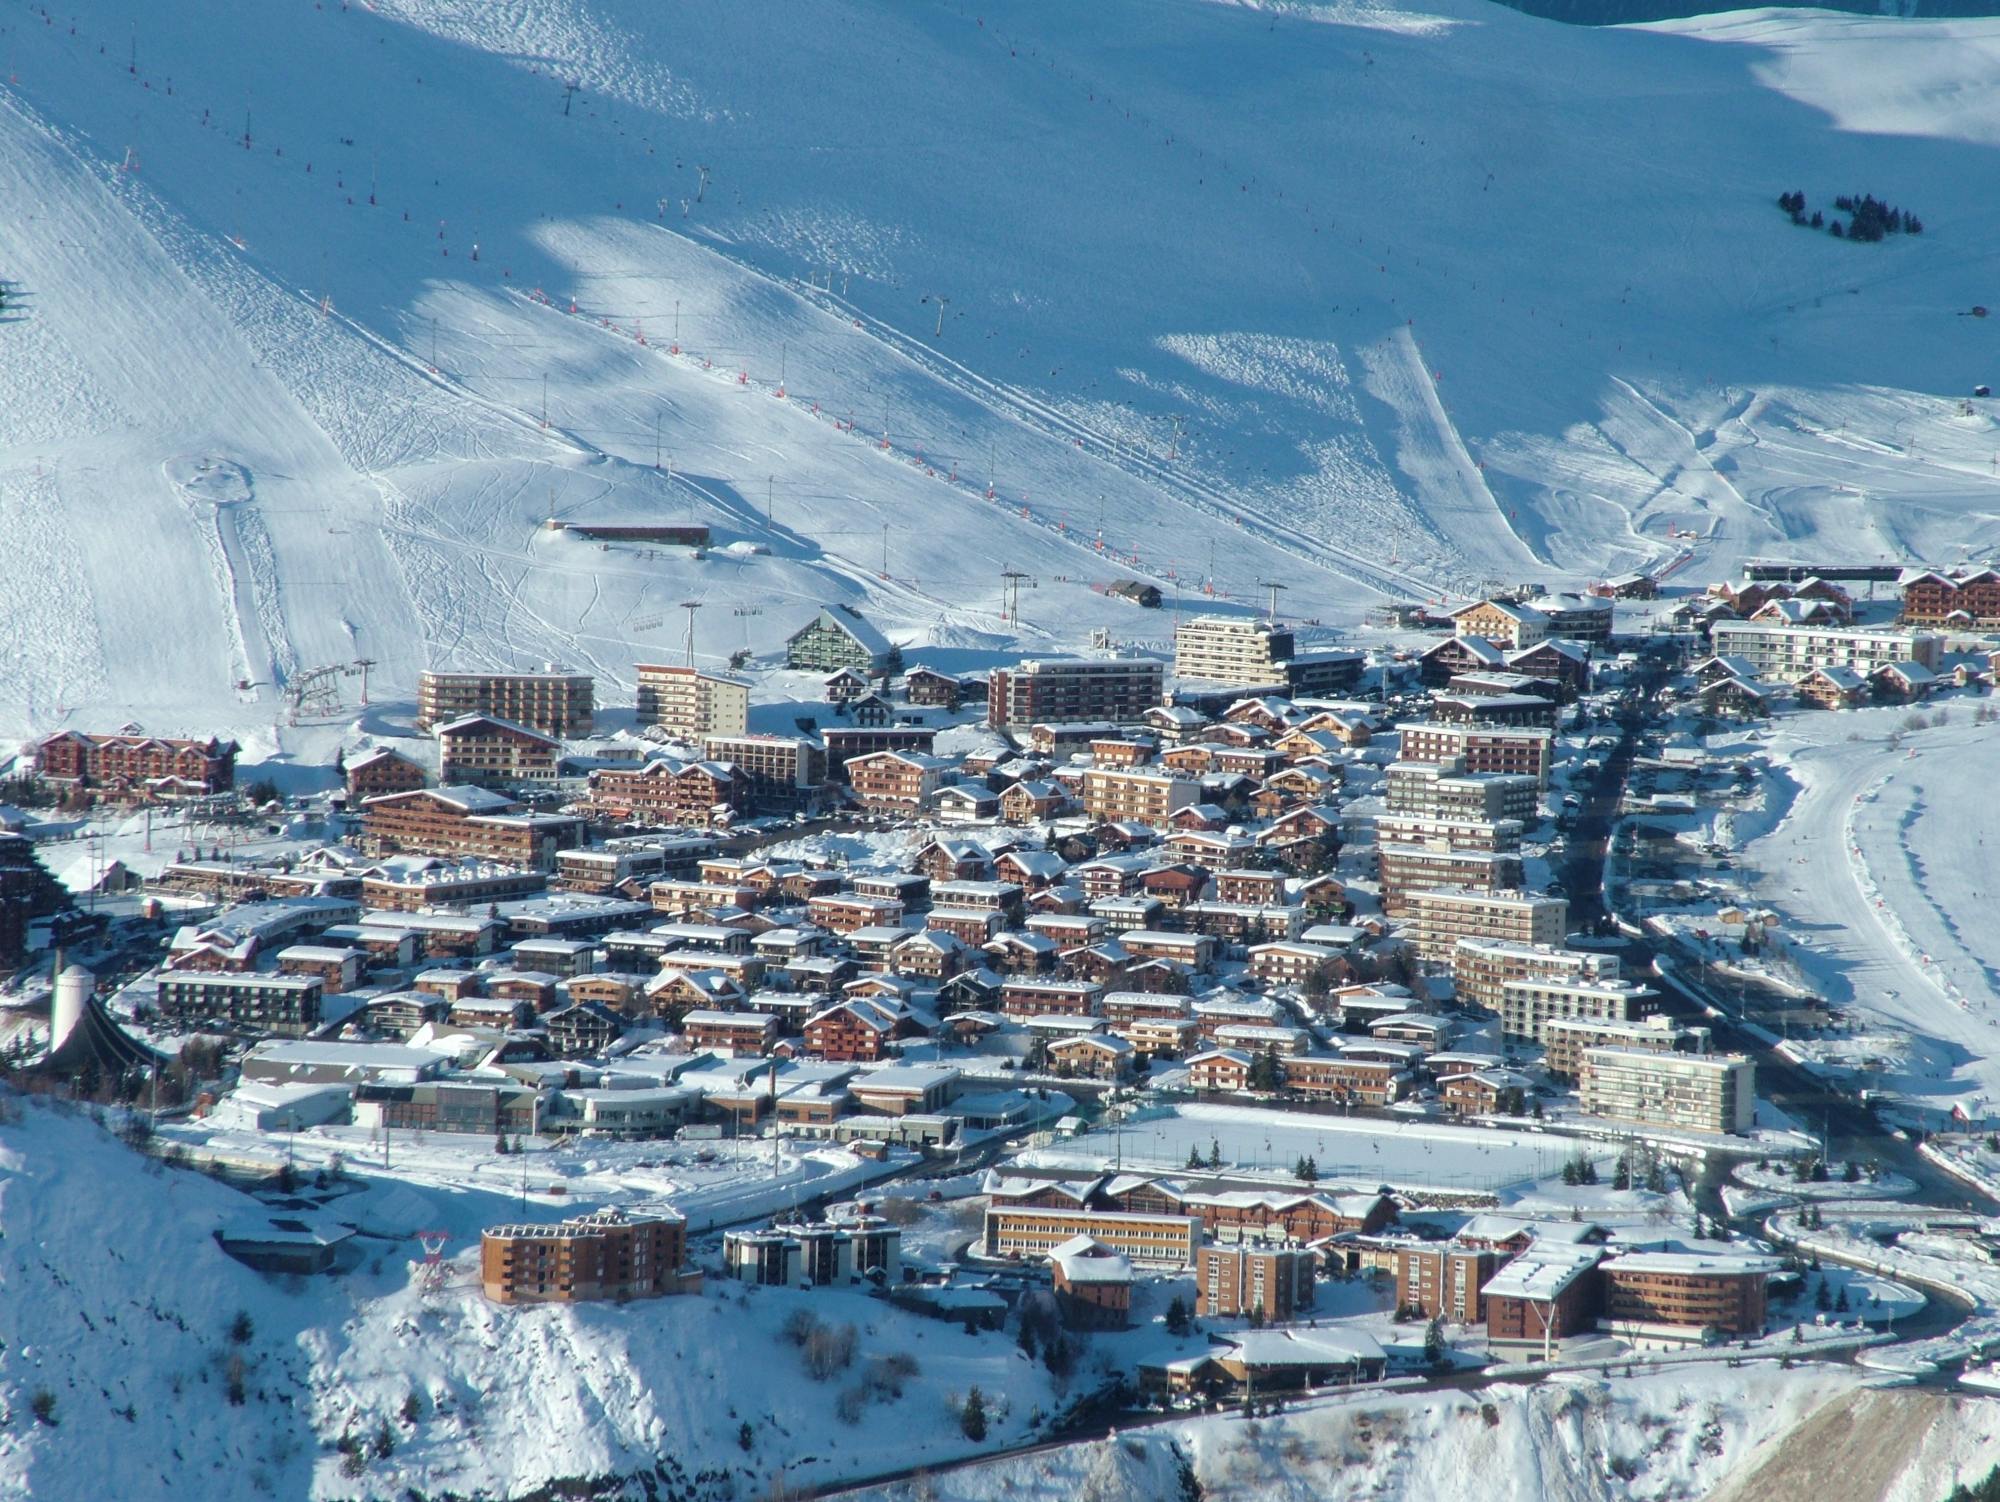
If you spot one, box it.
[50,964,95,1053]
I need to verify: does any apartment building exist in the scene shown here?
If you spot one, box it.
[1543,1014,1692,1081]
[987,657,1166,730]
[1080,767,1201,824]
[1196,1243,1317,1320]
[1173,616,1294,686]
[1279,1054,1407,1105]
[1452,939,1621,1013]
[436,714,562,788]
[417,669,595,737]
[1396,723,1554,789]
[1393,1243,1503,1324]
[1384,759,1540,823]
[700,734,827,813]
[153,972,324,1035]
[1901,568,2000,628]
[1500,975,1658,1045]
[587,760,745,828]
[634,664,751,739]
[1375,845,1526,916]
[784,605,901,675]
[846,750,955,811]
[480,1208,693,1303]
[1406,888,1568,965]
[1374,813,1522,854]
[1579,1047,1754,1135]
[1707,621,1942,684]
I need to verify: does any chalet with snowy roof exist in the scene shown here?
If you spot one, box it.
[1450,598,1550,650]
[360,785,585,869]
[903,666,969,708]
[344,746,427,801]
[1700,675,1769,718]
[543,1000,627,1058]
[785,604,901,676]
[436,714,561,788]
[802,996,929,1062]
[932,784,999,822]
[1902,566,2000,628]
[1871,659,1937,703]
[1797,664,1869,710]
[1419,633,1509,685]
[1046,1032,1136,1080]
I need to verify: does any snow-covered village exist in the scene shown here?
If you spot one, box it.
[7,2,2000,1500]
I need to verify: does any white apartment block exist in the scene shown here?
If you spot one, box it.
[1580,1046,1754,1135]
[1384,760,1541,823]
[1499,975,1658,1044]
[1374,813,1523,854]
[635,664,751,739]
[1708,622,1942,684]
[1173,615,1294,685]
[1406,888,1568,965]
[1452,939,1621,1013]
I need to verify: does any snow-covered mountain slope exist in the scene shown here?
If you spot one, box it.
[835,1365,2000,1502]
[0,1102,1064,1500]
[4,0,2000,742]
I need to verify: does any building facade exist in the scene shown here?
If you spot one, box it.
[417,670,595,737]
[634,664,751,739]
[987,657,1166,730]
[480,1208,692,1303]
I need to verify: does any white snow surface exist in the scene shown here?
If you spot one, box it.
[4,2,2000,741]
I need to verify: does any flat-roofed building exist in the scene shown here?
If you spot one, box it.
[1500,975,1657,1045]
[1376,846,1525,916]
[987,657,1166,730]
[418,669,595,738]
[634,664,751,739]
[1173,616,1294,686]
[1394,1243,1502,1323]
[1384,760,1540,823]
[1453,939,1620,1013]
[1407,888,1567,965]
[700,733,826,813]
[1196,1243,1316,1320]
[153,972,323,1035]
[1396,723,1554,789]
[1599,1251,1779,1338]
[1543,1014,1692,1081]
[1580,1047,1754,1135]
[1708,621,1942,684]
[983,1206,1201,1267]
[1080,767,1200,824]
[480,1207,693,1303]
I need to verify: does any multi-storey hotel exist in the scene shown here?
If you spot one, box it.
[1579,1047,1754,1135]
[987,657,1165,729]
[417,669,595,737]
[1172,616,1294,686]
[634,664,751,739]
[1706,621,1942,684]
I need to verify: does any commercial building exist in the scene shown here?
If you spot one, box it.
[987,657,1166,730]
[634,664,751,739]
[1579,1047,1755,1135]
[1406,888,1568,965]
[480,1208,694,1303]
[1173,616,1294,686]
[1196,1243,1317,1320]
[1707,621,1942,684]
[417,669,595,738]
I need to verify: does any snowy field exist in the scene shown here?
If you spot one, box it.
[4,2,2000,742]
[1737,706,2000,1122]
[1018,1102,1585,1196]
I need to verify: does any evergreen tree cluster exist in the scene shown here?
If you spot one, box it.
[1776,188,1923,241]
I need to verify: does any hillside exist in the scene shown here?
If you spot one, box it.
[2,1,2000,745]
